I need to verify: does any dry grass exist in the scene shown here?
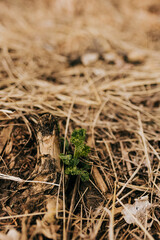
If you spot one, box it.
[0,0,160,239]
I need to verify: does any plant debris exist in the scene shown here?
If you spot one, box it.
[0,229,20,240]
[122,195,152,225]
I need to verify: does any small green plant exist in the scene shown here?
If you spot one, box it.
[60,129,90,181]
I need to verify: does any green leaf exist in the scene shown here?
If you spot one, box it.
[60,153,72,165]
[65,166,79,175]
[60,128,90,182]
[71,129,90,160]
[65,166,89,182]
[80,171,90,182]
[72,156,80,166]
[73,143,90,160]
[80,145,90,157]
[71,129,86,146]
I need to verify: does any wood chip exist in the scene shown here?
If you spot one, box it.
[92,166,108,193]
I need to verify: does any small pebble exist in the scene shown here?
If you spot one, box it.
[103,52,117,64]
[127,50,146,63]
[92,68,106,77]
[81,52,99,66]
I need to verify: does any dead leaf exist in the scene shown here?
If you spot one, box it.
[5,138,13,155]
[0,126,13,154]
[122,195,151,224]
[32,220,60,239]
[0,229,20,240]
[43,197,63,224]
[92,166,108,193]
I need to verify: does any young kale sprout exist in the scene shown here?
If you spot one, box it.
[60,129,90,181]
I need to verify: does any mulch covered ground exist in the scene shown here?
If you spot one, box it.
[0,0,160,239]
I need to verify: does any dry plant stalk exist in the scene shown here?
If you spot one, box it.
[36,114,61,177]
[24,113,62,197]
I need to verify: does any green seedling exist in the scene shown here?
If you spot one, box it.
[60,129,90,181]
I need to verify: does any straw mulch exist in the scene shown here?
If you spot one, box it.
[0,0,160,239]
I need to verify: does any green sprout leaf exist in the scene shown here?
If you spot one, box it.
[80,170,90,182]
[80,145,90,157]
[71,129,90,161]
[65,166,90,182]
[60,154,73,165]
[71,129,86,145]
[60,128,90,181]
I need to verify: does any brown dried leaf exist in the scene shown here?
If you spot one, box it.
[122,195,152,225]
[0,126,13,154]
[0,229,20,240]
[92,166,108,193]
[43,197,63,224]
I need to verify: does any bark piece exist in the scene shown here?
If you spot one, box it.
[36,113,61,173]
[30,113,62,195]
